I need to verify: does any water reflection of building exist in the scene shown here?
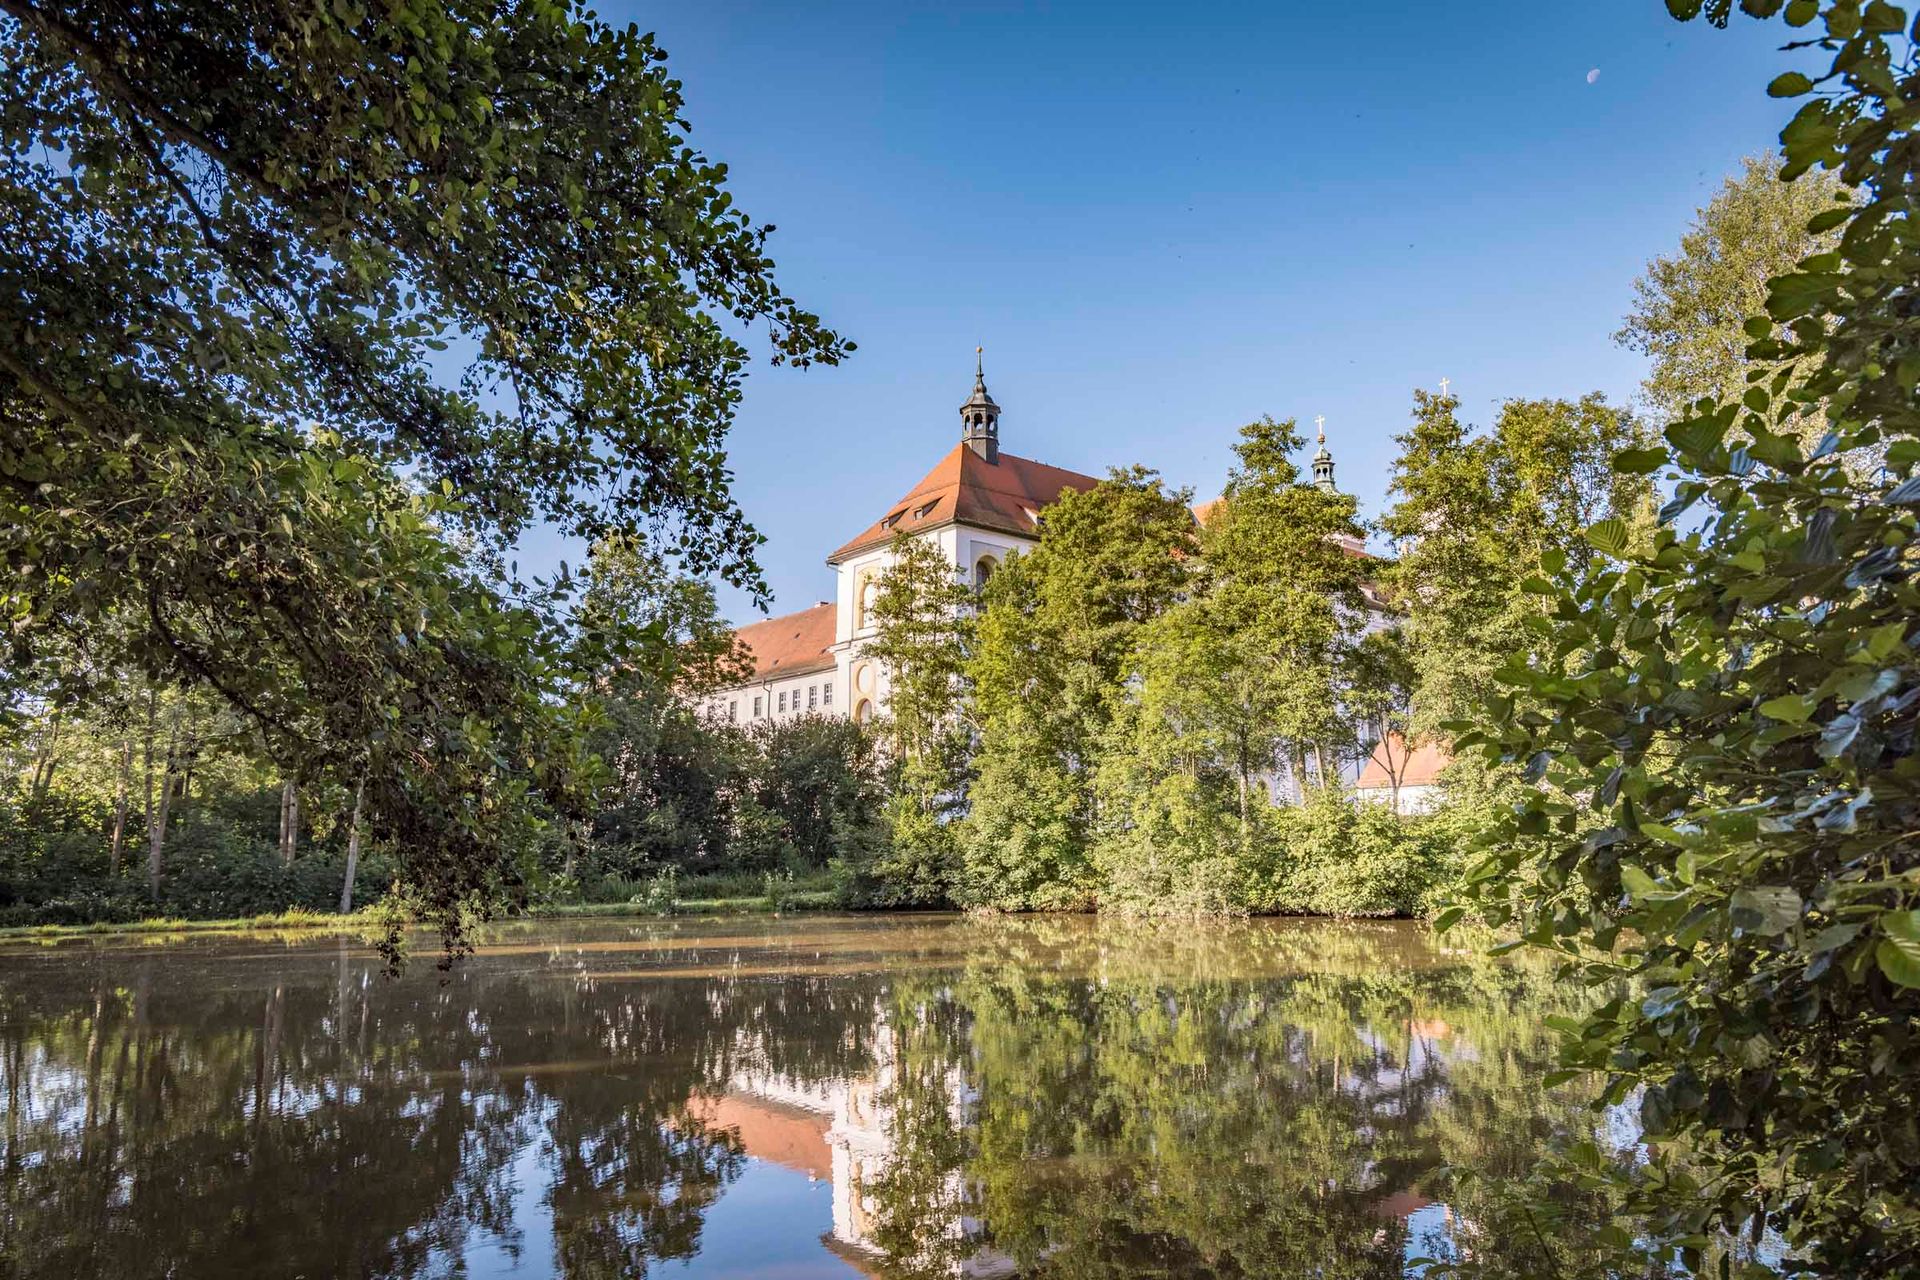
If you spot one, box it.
[687,1023,1016,1278]
[684,1007,1482,1277]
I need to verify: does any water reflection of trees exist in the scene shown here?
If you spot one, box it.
[0,931,887,1280]
[867,920,1612,1279]
[0,918,1615,1279]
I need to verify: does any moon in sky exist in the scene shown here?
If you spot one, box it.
[1586,67,1601,84]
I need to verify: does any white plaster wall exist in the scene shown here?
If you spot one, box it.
[705,522,1038,726]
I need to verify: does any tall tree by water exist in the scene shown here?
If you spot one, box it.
[960,468,1196,910]
[0,0,845,946]
[1094,418,1366,912]
[844,532,974,905]
[1449,2,1920,1274]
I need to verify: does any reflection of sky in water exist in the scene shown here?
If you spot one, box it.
[1403,1202,1455,1275]
[442,1111,853,1279]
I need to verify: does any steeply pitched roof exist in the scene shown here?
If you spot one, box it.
[1355,733,1449,791]
[827,444,1102,563]
[730,601,836,680]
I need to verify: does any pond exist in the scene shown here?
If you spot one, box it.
[0,914,1603,1278]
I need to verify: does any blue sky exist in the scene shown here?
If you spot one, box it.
[540,1,1811,624]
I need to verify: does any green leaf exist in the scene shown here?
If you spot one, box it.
[1640,821,1695,847]
[1807,205,1852,233]
[1808,922,1862,954]
[1863,0,1905,33]
[1620,864,1657,898]
[1731,886,1802,935]
[1666,416,1728,460]
[1759,693,1816,723]
[1584,518,1629,556]
[1875,928,1920,988]
[1866,621,1909,659]
[1613,446,1669,475]
[1768,71,1815,97]
[1432,905,1467,932]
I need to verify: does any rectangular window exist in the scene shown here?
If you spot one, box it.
[778,691,787,712]
[823,682,833,706]
[753,695,763,718]
[808,686,818,710]
[728,701,737,722]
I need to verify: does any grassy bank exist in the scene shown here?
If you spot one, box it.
[0,891,846,942]
[0,907,376,942]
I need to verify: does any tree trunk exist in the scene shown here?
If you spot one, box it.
[147,704,183,900]
[1236,741,1250,836]
[277,779,299,865]
[140,688,157,852]
[339,775,365,914]
[27,714,59,807]
[108,736,134,874]
[1379,715,1404,815]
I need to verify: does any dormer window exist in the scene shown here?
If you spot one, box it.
[914,500,938,519]
[880,509,906,530]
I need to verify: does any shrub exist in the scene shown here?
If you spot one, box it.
[1239,788,1447,918]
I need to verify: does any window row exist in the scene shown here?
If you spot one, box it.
[729,681,834,722]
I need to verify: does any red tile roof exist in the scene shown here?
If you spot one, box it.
[827,444,1102,564]
[731,601,836,680]
[1355,733,1449,791]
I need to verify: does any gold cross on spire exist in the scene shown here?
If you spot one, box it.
[1438,376,1451,396]
[1314,414,1326,444]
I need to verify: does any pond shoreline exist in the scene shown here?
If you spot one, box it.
[0,894,849,941]
[0,894,1442,942]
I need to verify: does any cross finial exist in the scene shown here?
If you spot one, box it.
[1438,376,1451,396]
[1314,414,1326,444]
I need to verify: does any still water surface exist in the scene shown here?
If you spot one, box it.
[0,914,1592,1278]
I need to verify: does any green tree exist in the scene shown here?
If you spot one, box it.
[960,468,1195,910]
[0,1,844,947]
[842,532,973,905]
[742,714,887,871]
[1450,2,1920,1273]
[1381,390,1652,741]
[571,536,750,885]
[1342,626,1420,809]
[1095,418,1367,912]
[1617,153,1847,439]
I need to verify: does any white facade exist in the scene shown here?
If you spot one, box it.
[824,525,1028,725]
[697,518,1037,728]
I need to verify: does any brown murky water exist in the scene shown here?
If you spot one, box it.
[0,914,1594,1278]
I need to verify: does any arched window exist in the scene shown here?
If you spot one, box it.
[853,698,873,725]
[973,555,997,590]
[859,578,879,629]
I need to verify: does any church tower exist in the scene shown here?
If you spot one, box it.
[960,347,1000,463]
[1312,416,1336,493]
